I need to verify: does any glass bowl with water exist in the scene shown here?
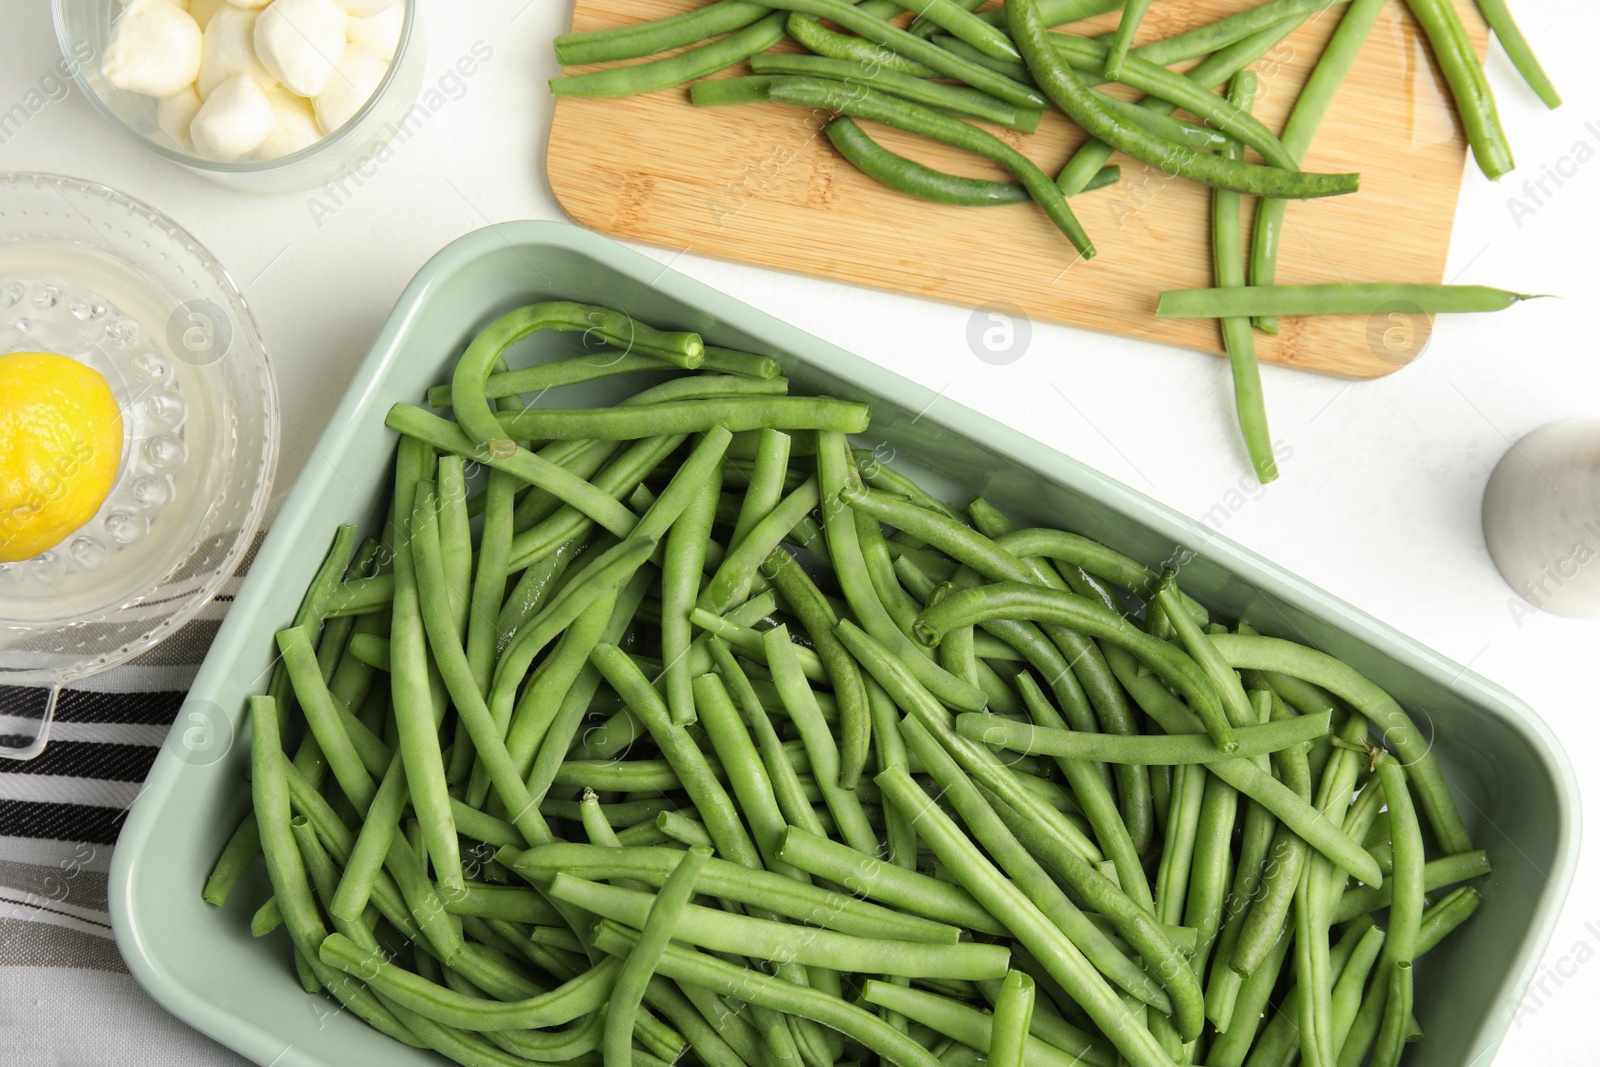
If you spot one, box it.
[0,173,279,758]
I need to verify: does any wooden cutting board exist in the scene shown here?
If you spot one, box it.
[548,1,1489,379]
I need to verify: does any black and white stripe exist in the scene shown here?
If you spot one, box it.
[0,549,256,964]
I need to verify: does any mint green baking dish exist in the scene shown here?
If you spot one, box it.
[111,221,1577,1067]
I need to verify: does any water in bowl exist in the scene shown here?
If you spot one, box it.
[0,241,233,633]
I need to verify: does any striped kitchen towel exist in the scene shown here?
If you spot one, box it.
[0,559,255,1065]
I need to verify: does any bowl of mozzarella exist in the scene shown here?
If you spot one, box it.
[54,0,424,193]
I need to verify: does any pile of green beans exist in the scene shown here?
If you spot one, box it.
[548,0,1554,486]
[211,300,1489,1067]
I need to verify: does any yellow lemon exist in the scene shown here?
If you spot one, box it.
[0,352,125,564]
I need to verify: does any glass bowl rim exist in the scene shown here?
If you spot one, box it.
[0,169,281,686]
[50,0,417,175]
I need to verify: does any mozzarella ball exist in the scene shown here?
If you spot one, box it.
[254,0,348,98]
[189,73,275,160]
[257,86,323,159]
[221,0,273,7]
[103,0,203,98]
[345,2,402,62]
[312,43,385,134]
[197,5,275,98]
[157,84,204,150]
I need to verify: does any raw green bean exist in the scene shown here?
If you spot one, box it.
[972,0,1121,28]
[436,454,472,638]
[817,433,990,717]
[764,550,874,789]
[449,303,701,448]
[853,447,963,519]
[1213,71,1277,482]
[1293,861,1335,1067]
[1104,0,1152,81]
[320,932,615,1031]
[762,0,1046,108]
[1100,642,1380,887]
[413,486,558,850]
[864,980,1113,1067]
[590,644,764,869]
[777,826,1007,935]
[839,620,1105,868]
[1474,0,1560,107]
[766,79,1094,258]
[1369,961,1413,1067]
[1185,770,1240,974]
[555,1,770,64]
[497,395,870,441]
[440,883,558,925]
[276,626,377,811]
[248,896,281,937]
[689,607,825,680]
[712,642,831,844]
[930,33,1036,84]
[1248,0,1389,333]
[1010,0,1359,199]
[427,352,675,409]
[899,717,1183,1024]
[1154,764,1207,929]
[1010,673,1151,913]
[329,754,406,921]
[1159,283,1542,319]
[1048,36,1299,171]
[592,921,944,1067]
[751,54,1042,132]
[552,13,788,98]
[511,841,961,944]
[1405,0,1514,178]
[1103,95,1229,151]
[691,671,799,874]
[1205,922,1293,1067]
[345,633,388,668]
[606,846,712,1067]
[727,427,791,551]
[884,0,1022,61]
[251,697,424,1047]
[1155,575,1257,731]
[508,435,683,570]
[488,536,659,756]
[663,470,722,726]
[806,147,1107,212]
[502,590,616,793]
[388,441,461,891]
[786,13,940,78]
[388,405,638,535]
[1053,14,1308,195]
[1209,633,1473,856]
[765,624,881,854]
[960,710,1331,763]
[916,582,1236,753]
[701,479,819,614]
[1230,729,1312,981]
[465,467,516,694]
[875,766,1173,1067]
[701,346,783,379]
[1137,0,1346,64]
[553,872,1008,978]
[1336,754,1429,1067]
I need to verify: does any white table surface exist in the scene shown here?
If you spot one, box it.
[5,0,1598,1061]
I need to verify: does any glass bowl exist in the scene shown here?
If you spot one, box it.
[0,173,279,757]
[52,0,424,195]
